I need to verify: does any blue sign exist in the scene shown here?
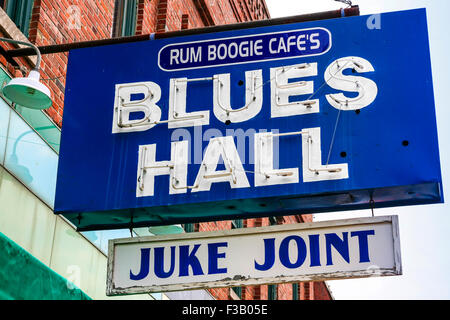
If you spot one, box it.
[56,9,443,231]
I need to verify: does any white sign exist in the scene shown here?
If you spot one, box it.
[106,216,401,295]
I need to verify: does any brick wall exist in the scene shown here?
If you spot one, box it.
[313,282,333,300]
[26,0,116,126]
[0,35,28,81]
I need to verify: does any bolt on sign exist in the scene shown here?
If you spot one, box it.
[55,8,443,230]
[106,216,401,295]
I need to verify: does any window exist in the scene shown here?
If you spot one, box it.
[112,0,137,37]
[231,219,243,229]
[268,284,277,300]
[292,283,300,300]
[182,223,199,233]
[269,216,278,226]
[3,0,34,37]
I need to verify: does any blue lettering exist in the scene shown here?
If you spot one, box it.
[309,234,321,267]
[255,238,275,271]
[279,235,307,268]
[325,232,350,265]
[208,242,228,274]
[154,246,176,278]
[130,248,150,280]
[179,244,204,276]
[351,230,375,263]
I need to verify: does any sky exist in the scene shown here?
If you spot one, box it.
[264,0,450,300]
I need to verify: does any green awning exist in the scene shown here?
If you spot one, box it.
[0,231,91,300]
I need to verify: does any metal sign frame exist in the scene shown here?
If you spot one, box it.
[106,215,402,295]
[56,8,442,231]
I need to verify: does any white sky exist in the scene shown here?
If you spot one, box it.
[264,0,450,300]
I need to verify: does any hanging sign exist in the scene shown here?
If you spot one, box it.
[56,8,442,230]
[106,216,402,295]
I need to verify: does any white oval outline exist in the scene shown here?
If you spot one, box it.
[157,27,332,72]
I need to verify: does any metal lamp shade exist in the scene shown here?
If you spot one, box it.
[2,70,52,110]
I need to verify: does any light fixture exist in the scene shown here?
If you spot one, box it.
[0,37,52,110]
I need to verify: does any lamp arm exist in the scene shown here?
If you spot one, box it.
[0,37,41,71]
